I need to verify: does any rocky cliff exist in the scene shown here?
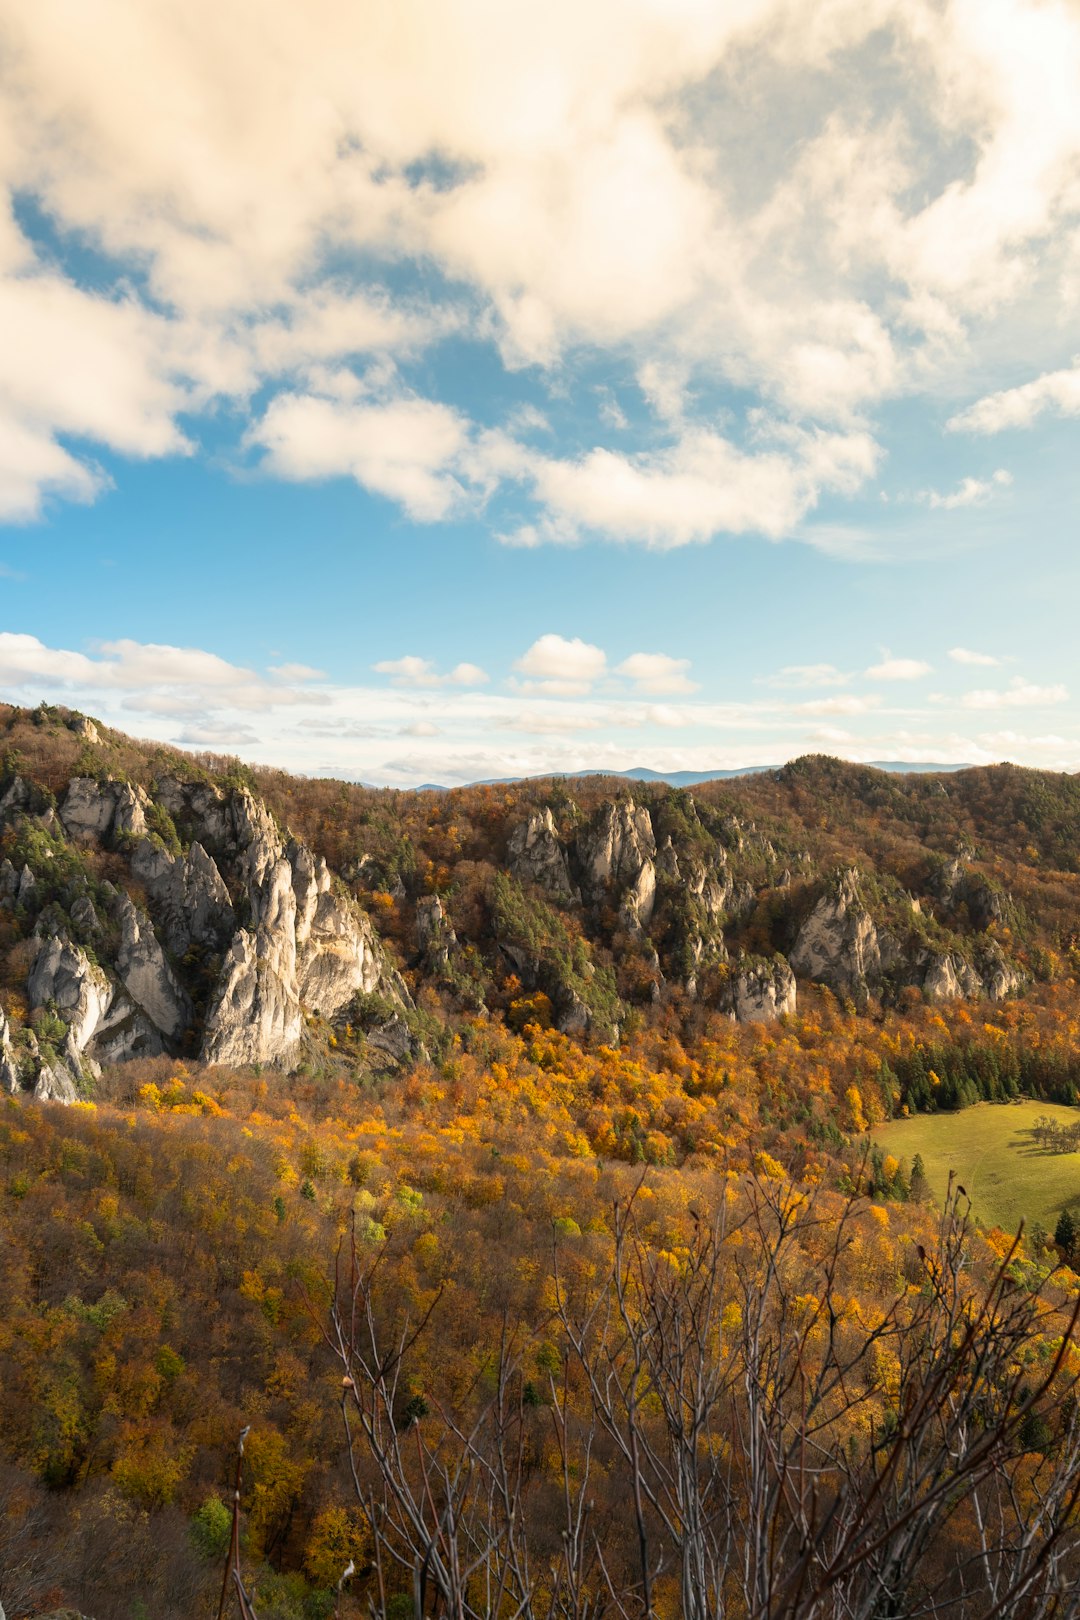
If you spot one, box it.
[0,715,1038,1103]
[1,767,408,1098]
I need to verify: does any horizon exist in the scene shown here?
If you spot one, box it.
[2,1,1079,786]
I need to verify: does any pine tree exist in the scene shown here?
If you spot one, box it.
[1054,1207,1076,1259]
[909,1153,929,1203]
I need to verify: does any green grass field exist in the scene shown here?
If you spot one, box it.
[872,1100,1080,1235]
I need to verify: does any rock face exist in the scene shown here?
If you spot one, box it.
[182,785,406,1065]
[0,1007,23,1094]
[113,891,192,1039]
[577,801,657,929]
[416,894,458,972]
[723,957,797,1024]
[131,837,234,956]
[789,869,890,994]
[508,808,578,903]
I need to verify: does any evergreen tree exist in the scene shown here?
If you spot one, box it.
[909,1153,929,1203]
[1054,1207,1076,1260]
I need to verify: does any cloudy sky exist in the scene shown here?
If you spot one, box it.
[1,0,1078,785]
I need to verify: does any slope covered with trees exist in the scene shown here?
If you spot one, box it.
[4,704,1080,1618]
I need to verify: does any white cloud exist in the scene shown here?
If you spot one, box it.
[797,694,883,716]
[922,469,1012,509]
[865,657,933,681]
[509,422,882,550]
[949,647,1002,667]
[0,632,322,714]
[249,392,474,521]
[948,360,1080,434]
[1,0,1080,532]
[372,656,489,688]
[400,720,441,737]
[514,633,607,695]
[615,652,698,695]
[960,678,1069,709]
[760,663,851,689]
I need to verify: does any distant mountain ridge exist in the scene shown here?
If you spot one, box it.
[418,761,971,791]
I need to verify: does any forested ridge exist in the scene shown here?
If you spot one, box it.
[5,703,1080,1618]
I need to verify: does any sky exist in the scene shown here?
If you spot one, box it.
[0,0,1079,787]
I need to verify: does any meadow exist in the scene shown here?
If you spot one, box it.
[873,1099,1080,1235]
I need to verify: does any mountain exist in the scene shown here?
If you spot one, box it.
[422,761,972,791]
[2,702,1076,1104]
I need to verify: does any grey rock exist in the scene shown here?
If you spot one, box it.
[202,853,302,1065]
[577,801,657,928]
[33,1062,80,1103]
[16,865,36,906]
[0,1007,23,1094]
[132,837,234,955]
[0,774,29,819]
[416,894,457,971]
[69,894,102,936]
[0,858,18,904]
[789,870,884,994]
[112,891,192,1038]
[28,933,113,1052]
[508,808,578,902]
[59,778,118,842]
[724,957,797,1024]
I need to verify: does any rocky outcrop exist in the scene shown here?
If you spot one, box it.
[202,855,302,1066]
[0,1007,23,1094]
[27,929,166,1074]
[193,786,406,1064]
[722,957,797,1024]
[789,870,899,994]
[28,934,113,1054]
[508,808,578,903]
[0,774,30,820]
[416,894,457,972]
[921,944,1022,1004]
[932,857,1011,931]
[130,837,234,955]
[577,801,657,929]
[112,890,192,1038]
[60,778,149,844]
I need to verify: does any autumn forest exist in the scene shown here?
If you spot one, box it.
[5,703,1080,1619]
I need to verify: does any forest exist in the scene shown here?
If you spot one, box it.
[4,702,1080,1618]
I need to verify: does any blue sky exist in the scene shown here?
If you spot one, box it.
[1,0,1079,785]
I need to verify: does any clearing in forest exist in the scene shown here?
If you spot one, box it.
[872,1099,1080,1235]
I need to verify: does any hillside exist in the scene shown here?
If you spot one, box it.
[7,703,1080,1618]
[3,701,1078,1113]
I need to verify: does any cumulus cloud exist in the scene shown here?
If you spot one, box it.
[866,656,933,681]
[2,0,1078,529]
[949,647,1002,667]
[960,678,1068,709]
[510,423,882,550]
[922,470,1012,509]
[0,632,323,714]
[615,652,698,695]
[760,663,851,689]
[948,361,1080,434]
[249,392,475,521]
[514,634,607,695]
[372,656,489,687]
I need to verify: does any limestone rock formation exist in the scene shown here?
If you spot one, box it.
[130,837,234,956]
[60,778,149,844]
[508,808,578,902]
[416,894,458,972]
[723,957,797,1024]
[577,801,657,929]
[0,1007,23,1094]
[789,869,895,994]
[112,890,192,1039]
